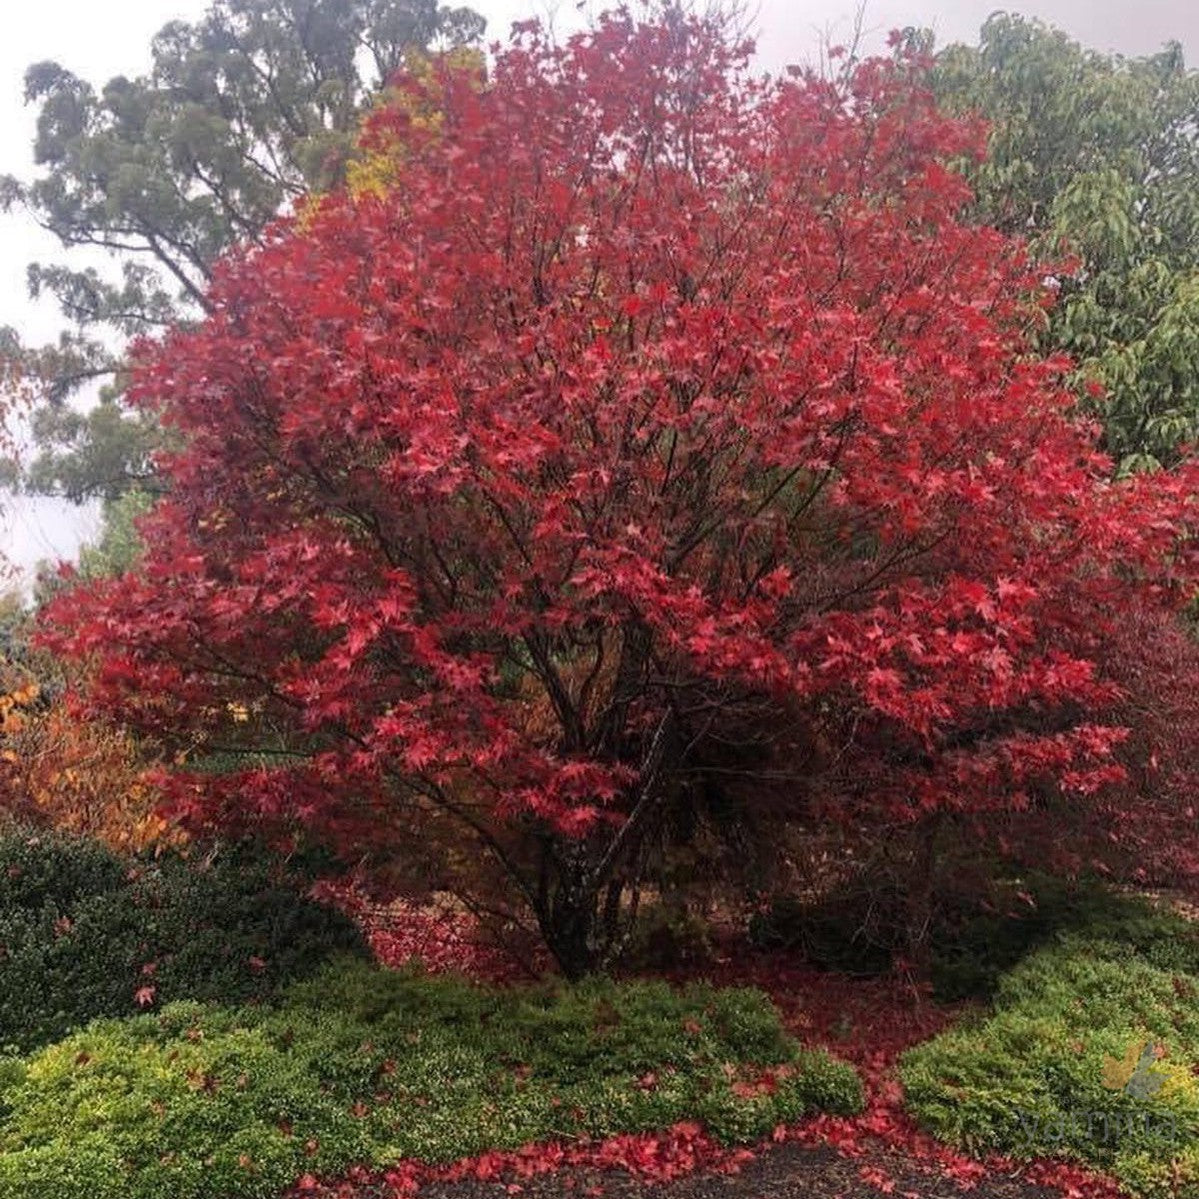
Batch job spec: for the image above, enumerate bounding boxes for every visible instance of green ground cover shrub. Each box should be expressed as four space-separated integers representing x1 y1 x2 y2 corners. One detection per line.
0 958 862 1199
902 896 1199 1196
0 831 367 1050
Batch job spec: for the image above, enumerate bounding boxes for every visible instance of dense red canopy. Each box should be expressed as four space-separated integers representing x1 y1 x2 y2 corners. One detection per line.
41 11 1199 969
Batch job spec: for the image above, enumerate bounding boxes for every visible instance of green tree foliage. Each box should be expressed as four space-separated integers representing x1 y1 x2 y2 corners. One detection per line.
33 488 156 608
929 14 1199 472
2 0 484 510
75 489 155 580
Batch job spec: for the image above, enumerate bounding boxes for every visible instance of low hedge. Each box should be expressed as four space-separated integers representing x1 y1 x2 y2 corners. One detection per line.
0 831 367 1051
901 897 1199 1196
0 959 863 1199
0 831 129 910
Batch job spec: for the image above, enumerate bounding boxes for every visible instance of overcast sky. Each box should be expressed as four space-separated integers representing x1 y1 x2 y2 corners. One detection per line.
1 0 1197 589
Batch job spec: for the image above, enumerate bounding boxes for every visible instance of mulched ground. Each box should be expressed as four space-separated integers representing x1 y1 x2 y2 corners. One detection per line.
413 1144 1061 1199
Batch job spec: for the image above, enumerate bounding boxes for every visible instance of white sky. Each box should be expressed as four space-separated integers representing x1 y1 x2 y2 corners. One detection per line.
0 0 1196 589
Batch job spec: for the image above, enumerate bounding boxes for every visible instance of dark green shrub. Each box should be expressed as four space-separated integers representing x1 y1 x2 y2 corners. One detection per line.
0 959 863 1199
0 833 367 1051
620 903 715 971
0 831 127 910
926 880 1156 1001
750 875 1156 1000
121 856 369 1005
748 890 894 975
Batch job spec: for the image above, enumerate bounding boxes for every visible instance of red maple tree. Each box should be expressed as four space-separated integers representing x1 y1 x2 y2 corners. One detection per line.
40 10 1199 975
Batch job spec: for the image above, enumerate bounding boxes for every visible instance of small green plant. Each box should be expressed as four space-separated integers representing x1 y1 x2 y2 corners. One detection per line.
620 903 716 971
0 959 862 1199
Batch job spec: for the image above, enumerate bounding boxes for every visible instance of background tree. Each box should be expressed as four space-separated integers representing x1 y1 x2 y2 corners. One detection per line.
2 0 484 545
0 680 172 852
927 14 1199 473
0 586 169 851
41 11 1199 976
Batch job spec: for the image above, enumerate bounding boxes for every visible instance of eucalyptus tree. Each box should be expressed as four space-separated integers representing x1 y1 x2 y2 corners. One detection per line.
3 0 483 517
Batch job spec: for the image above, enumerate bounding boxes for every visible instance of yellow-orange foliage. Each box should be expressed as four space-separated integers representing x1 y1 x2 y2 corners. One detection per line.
345 48 485 199
292 47 487 231
0 682 177 851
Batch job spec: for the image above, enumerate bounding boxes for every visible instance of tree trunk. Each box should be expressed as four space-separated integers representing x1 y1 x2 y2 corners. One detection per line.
904 813 943 976
533 842 637 980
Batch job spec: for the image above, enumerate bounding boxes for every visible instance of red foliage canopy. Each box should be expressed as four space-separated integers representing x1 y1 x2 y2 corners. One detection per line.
40 10 1199 972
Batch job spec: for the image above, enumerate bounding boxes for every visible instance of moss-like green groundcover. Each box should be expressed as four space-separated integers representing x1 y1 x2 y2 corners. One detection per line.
903 899 1199 1198
0 958 861 1199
